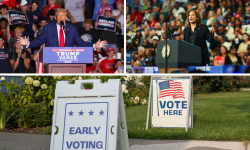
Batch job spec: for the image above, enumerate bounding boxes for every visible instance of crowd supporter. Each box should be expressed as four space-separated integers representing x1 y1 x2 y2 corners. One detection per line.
148 15 158 28
9 39 31 73
214 46 228 66
113 0 124 54
225 45 243 65
126 0 250 72
0 0 123 73
100 47 116 73
209 40 221 66
46 9 56 23
43 0 59 17
65 0 85 31
34 17 47 38
238 33 250 53
113 59 124 73
78 19 99 44
27 0 47 12
0 4 9 19
132 28 143 47
86 54 103 73
0 18 13 47
95 7 121 45
30 0 42 26
0 35 12 73
126 14 133 31
92 0 115 21
131 6 142 24
20 0 36 41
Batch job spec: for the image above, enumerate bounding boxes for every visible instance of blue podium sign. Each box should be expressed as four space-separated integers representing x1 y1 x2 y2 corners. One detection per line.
42 47 93 64
187 65 250 73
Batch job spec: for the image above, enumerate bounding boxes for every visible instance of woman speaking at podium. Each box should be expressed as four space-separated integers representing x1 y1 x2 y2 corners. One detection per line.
183 10 215 66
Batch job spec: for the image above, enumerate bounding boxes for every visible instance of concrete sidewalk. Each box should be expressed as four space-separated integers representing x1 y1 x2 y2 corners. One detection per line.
0 132 248 150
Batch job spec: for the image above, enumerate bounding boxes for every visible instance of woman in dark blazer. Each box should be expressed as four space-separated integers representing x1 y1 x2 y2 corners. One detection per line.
184 10 215 66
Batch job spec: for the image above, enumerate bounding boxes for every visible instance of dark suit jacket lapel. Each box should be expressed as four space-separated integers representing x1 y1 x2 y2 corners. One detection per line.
65 23 70 47
53 23 59 47
195 25 202 41
185 27 190 42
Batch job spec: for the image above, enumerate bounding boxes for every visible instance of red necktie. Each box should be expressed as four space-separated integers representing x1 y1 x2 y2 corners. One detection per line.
59 25 65 47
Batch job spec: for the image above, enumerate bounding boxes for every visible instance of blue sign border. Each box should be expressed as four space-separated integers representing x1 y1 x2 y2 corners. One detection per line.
62 102 109 150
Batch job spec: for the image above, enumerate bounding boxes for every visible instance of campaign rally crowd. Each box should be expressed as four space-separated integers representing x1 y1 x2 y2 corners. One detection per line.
126 0 250 72
0 0 124 73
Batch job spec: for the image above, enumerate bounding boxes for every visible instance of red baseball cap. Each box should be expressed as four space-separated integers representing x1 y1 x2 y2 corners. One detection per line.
115 0 124 4
105 7 112 12
107 47 115 52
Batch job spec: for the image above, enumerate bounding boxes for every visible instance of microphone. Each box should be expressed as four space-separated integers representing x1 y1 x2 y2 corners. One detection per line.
60 20 64 26
168 27 179 35
172 27 179 32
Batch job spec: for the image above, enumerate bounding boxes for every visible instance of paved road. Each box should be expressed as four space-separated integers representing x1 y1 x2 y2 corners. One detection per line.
0 132 248 150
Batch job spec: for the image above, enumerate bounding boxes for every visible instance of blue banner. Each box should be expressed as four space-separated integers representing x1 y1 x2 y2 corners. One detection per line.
42 47 93 64
96 16 116 32
133 67 160 74
9 11 29 25
187 65 250 73
126 52 131 64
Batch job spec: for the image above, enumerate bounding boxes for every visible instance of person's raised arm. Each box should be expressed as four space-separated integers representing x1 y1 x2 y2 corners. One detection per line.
83 5 86 20
7 18 13 42
205 25 214 43
66 9 76 24
33 44 45 61
113 9 123 20
19 25 48 48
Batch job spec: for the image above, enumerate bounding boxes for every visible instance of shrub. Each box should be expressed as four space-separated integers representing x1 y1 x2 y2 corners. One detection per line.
193 76 249 94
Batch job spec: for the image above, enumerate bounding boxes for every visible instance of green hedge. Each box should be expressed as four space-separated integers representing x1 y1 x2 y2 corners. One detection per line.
193 76 250 94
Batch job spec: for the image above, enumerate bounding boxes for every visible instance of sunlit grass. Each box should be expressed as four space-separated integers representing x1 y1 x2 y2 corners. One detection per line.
126 91 250 141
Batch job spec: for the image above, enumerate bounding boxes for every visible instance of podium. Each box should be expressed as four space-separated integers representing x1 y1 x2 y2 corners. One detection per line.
155 40 201 73
39 47 93 73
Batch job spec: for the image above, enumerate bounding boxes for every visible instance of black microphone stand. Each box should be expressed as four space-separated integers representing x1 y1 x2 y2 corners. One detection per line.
13 44 15 73
165 19 168 73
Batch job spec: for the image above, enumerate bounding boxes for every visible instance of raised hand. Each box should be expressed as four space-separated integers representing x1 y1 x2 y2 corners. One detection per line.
18 36 29 46
95 39 108 49
21 52 26 59
210 25 215 35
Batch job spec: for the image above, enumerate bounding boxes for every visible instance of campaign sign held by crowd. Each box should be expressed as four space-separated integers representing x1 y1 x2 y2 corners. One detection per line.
9 11 29 25
41 47 93 64
96 16 116 32
50 80 129 150
146 76 193 132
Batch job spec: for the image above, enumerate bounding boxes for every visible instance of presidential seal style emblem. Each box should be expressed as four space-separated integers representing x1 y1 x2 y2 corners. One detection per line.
162 44 171 59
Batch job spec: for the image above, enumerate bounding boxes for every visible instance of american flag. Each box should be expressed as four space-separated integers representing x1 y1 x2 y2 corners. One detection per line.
158 80 185 99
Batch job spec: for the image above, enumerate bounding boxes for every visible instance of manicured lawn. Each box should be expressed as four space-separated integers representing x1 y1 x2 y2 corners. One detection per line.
125 91 250 141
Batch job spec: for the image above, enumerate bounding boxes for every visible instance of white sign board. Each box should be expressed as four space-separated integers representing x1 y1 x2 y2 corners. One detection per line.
50 79 129 150
146 76 193 132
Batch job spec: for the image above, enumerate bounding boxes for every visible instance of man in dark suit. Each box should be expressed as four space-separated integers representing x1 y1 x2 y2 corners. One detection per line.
18 8 107 50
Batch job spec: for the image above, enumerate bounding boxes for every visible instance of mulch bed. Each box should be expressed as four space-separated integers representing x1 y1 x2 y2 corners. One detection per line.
0 127 44 134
